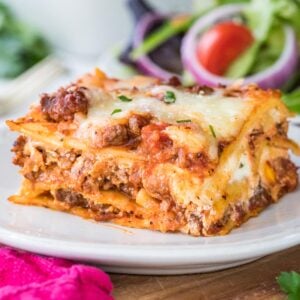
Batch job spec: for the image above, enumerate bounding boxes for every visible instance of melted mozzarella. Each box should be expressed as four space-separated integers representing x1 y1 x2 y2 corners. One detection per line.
79 86 254 140
164 125 218 160
229 154 252 183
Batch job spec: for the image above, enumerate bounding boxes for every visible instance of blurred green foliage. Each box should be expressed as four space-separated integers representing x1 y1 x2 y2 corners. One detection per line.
0 2 50 78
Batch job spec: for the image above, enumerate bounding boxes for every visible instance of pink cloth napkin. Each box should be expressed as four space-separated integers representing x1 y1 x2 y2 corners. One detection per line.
0 247 113 300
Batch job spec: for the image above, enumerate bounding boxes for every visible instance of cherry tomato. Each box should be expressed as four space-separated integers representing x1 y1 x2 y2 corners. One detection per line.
196 21 254 76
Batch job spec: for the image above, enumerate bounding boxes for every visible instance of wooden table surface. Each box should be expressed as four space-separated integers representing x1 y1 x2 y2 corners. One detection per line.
110 245 300 300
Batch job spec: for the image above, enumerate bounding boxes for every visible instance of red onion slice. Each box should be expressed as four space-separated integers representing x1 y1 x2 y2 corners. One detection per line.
181 4 299 89
133 14 179 80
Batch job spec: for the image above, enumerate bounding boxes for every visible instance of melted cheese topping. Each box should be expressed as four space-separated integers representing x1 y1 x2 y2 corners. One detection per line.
79 86 254 140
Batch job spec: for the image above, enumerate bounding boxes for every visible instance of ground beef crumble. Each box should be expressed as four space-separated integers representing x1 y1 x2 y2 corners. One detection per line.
40 86 88 122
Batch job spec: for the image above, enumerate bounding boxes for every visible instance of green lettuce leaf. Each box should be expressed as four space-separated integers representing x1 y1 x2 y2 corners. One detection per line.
282 89 300 114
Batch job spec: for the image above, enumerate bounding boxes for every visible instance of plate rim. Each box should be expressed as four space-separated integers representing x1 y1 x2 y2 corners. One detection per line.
0 216 299 266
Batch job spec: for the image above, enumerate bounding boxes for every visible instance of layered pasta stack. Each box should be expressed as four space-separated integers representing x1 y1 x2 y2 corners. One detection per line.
7 70 299 236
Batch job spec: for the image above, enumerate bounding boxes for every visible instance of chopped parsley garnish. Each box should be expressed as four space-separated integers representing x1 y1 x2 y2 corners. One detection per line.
209 125 216 138
111 108 122 115
176 119 191 123
164 91 176 104
118 95 132 102
277 271 300 299
239 163 244 168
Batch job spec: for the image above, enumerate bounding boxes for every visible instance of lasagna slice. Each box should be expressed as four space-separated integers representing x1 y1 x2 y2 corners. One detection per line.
7 69 299 236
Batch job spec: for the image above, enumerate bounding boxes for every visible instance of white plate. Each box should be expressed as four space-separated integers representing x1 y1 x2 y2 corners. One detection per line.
0 123 299 275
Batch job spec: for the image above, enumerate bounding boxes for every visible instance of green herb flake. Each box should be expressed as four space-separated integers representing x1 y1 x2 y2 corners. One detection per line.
209 125 217 138
164 91 176 104
176 119 192 123
111 108 122 116
118 95 132 102
277 271 300 299
239 163 244 168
